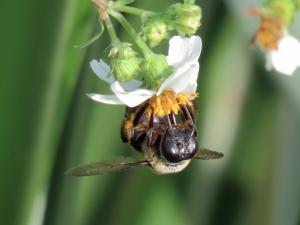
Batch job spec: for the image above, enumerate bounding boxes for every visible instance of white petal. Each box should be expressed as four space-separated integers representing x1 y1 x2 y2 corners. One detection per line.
90 59 115 83
157 63 199 95
119 79 142 91
167 35 202 67
268 34 300 76
111 82 155 107
184 83 198 93
87 93 124 105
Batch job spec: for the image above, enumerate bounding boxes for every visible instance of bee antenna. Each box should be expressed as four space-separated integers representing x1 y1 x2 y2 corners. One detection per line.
166 115 176 141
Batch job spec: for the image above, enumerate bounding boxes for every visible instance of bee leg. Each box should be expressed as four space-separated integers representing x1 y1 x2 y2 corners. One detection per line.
146 110 161 149
165 114 178 144
130 104 153 151
131 125 148 151
169 113 177 126
180 104 197 137
146 110 155 147
181 104 195 124
166 114 174 130
121 103 149 144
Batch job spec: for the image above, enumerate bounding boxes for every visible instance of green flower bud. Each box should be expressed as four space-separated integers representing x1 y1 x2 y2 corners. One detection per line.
143 19 169 47
109 42 141 82
141 54 173 89
109 42 136 58
174 3 202 35
266 0 296 25
110 57 141 82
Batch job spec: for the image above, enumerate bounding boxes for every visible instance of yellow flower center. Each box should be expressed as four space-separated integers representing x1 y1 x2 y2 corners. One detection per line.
255 17 283 50
148 90 198 117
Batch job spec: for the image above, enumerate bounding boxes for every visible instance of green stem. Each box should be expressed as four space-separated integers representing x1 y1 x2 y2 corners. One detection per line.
104 17 120 46
113 5 157 17
109 10 153 57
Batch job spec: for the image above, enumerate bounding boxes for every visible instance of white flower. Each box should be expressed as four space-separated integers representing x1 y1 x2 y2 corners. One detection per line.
265 32 300 76
87 35 202 107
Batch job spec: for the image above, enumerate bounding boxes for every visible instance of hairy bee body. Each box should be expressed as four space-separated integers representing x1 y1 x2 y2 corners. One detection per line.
121 98 198 174
65 93 223 177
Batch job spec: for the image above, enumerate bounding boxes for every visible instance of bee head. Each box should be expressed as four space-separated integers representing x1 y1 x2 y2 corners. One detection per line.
160 125 197 163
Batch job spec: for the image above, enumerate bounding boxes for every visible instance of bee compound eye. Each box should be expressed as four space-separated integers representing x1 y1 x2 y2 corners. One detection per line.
186 136 197 158
160 134 181 163
160 128 197 163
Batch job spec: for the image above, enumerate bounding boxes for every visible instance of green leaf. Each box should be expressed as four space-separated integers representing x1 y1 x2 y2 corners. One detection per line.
119 0 136 5
74 22 104 48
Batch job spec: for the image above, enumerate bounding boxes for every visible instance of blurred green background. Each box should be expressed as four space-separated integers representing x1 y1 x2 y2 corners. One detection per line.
1 0 300 225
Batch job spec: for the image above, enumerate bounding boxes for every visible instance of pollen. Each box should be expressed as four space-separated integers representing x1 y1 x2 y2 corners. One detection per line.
255 17 283 50
149 90 197 117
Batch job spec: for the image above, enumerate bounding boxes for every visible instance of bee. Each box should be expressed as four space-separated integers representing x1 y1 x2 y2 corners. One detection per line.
66 91 223 176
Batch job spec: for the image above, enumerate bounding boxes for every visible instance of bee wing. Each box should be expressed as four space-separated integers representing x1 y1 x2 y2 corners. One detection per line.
65 157 149 176
194 148 224 160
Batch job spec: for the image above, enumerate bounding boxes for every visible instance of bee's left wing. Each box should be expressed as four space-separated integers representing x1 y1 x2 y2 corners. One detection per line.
193 148 224 160
65 157 149 176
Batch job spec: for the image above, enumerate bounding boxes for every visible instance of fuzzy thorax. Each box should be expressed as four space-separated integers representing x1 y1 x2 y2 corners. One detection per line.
149 90 197 117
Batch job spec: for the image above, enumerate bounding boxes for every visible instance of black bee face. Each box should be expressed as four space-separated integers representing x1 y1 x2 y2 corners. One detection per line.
160 126 197 163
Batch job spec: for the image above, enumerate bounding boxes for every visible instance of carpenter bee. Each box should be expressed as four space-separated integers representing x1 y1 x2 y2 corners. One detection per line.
66 91 223 176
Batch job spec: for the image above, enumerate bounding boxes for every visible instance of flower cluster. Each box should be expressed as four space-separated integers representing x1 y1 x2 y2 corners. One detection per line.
247 1 300 75
79 0 203 110
141 0 202 47
84 0 300 114
88 35 202 108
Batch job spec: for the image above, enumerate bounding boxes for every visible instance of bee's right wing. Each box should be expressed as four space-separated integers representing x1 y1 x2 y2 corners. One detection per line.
194 148 224 160
65 157 149 176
